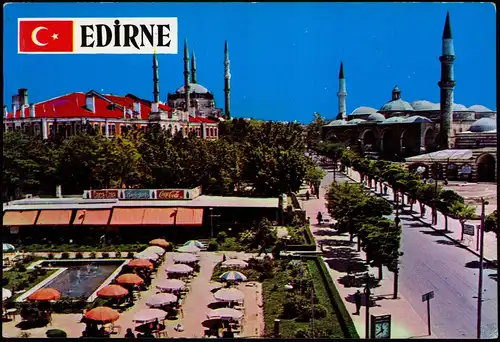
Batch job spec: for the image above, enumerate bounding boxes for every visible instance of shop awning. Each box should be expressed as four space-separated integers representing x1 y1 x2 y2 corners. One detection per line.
175 208 203 226
36 210 73 225
142 208 177 225
109 208 145 225
3 210 39 226
74 210 111 225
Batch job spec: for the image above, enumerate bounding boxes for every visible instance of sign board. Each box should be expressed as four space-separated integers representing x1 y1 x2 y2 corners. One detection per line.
156 189 184 200
91 190 119 199
422 291 434 302
370 314 391 339
463 224 475 236
124 189 151 200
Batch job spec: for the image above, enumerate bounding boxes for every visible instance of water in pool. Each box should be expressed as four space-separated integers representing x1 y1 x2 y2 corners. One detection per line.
38 260 124 298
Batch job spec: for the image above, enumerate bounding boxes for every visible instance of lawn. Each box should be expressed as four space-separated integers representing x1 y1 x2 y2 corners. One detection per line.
3 266 58 301
261 259 344 338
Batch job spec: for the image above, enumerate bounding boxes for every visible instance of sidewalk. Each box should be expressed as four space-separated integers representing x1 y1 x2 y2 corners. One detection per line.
344 167 497 264
297 182 435 339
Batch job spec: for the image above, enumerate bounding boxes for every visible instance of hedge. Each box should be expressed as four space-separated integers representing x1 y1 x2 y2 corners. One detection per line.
299 255 359 339
286 244 316 251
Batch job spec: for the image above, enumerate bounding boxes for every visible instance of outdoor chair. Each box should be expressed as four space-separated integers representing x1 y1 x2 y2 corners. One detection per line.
104 323 122 335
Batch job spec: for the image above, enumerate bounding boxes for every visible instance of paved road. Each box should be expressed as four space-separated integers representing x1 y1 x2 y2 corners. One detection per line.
322 169 498 339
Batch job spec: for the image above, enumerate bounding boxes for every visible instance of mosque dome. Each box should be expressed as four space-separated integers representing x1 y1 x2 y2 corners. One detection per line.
411 100 439 111
346 118 366 125
366 113 386 122
351 107 378 115
380 99 414 112
469 117 497 132
326 120 347 127
384 116 406 124
453 104 469 111
404 115 433 123
176 83 210 94
468 105 493 112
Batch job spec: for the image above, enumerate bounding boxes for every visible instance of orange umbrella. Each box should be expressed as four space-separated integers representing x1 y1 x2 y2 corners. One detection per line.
28 288 61 301
97 285 129 299
116 273 144 286
84 306 120 323
128 259 153 269
149 238 169 248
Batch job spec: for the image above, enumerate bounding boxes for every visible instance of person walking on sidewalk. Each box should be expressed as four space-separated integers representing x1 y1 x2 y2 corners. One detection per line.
354 290 362 315
316 212 323 225
305 191 310 201
383 185 388 195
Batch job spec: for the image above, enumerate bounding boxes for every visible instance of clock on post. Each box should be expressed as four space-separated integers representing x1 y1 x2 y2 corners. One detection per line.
370 314 391 339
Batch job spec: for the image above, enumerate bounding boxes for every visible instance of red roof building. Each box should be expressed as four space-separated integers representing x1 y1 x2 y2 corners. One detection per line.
3 88 219 140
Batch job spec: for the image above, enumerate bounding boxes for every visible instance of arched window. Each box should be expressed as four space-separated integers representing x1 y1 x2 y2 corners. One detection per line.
210 128 214 136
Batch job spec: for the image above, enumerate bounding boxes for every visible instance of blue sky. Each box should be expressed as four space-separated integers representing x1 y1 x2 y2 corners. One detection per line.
3 2 496 123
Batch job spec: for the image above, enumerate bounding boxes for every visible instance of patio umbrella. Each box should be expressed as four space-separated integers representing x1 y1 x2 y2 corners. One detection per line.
150 238 170 248
222 259 248 268
97 284 129 299
202 319 223 329
28 288 61 301
183 240 205 248
146 293 178 308
172 253 198 264
2 243 15 252
176 245 200 254
219 271 247 282
84 306 120 324
2 288 13 301
46 329 67 338
133 308 167 324
156 279 185 292
135 252 160 261
213 288 244 303
128 258 154 269
143 246 165 256
165 264 193 274
207 308 243 321
116 273 144 286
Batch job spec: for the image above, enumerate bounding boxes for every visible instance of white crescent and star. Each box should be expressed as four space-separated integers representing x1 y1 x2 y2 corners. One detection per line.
31 26 59 46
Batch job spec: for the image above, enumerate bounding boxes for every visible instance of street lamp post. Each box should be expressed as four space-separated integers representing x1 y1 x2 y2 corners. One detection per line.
476 197 489 339
364 273 371 339
209 207 214 239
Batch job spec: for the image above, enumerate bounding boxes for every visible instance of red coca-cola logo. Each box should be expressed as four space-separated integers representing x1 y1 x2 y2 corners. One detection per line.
156 190 184 200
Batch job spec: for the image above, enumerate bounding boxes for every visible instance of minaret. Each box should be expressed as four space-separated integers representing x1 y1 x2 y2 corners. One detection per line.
224 40 231 120
152 52 160 103
336 61 347 120
183 38 191 113
438 12 456 149
191 51 197 84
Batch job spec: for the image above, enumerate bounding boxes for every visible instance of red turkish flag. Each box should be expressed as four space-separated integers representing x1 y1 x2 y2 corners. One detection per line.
19 20 74 53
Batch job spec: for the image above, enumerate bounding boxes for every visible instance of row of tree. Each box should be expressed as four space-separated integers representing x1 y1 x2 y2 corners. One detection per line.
325 181 402 297
3 119 317 200
339 149 481 236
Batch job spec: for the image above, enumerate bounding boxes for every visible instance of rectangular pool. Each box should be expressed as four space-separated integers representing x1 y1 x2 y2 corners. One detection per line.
37 260 125 299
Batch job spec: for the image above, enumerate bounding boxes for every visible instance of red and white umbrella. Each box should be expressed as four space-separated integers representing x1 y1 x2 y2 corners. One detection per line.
146 293 178 308
133 308 167 324
207 308 243 321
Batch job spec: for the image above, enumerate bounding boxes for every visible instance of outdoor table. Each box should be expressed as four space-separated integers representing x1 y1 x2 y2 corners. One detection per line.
6 308 17 320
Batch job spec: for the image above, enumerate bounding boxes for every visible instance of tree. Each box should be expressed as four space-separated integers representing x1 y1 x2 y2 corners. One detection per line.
255 218 277 256
485 210 497 236
438 190 464 232
449 201 476 240
305 165 326 195
305 112 326 152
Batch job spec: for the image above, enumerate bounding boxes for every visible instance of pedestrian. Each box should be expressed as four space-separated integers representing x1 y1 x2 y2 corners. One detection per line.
316 212 323 225
383 185 388 195
305 191 310 201
421 205 426 218
354 290 362 315
222 254 226 262
125 328 136 338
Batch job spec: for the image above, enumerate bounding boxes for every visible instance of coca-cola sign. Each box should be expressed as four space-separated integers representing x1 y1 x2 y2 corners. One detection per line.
91 190 119 199
156 190 184 200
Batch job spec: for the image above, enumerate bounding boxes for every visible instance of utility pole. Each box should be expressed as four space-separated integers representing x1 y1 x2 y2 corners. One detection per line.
477 197 488 339
364 273 371 339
